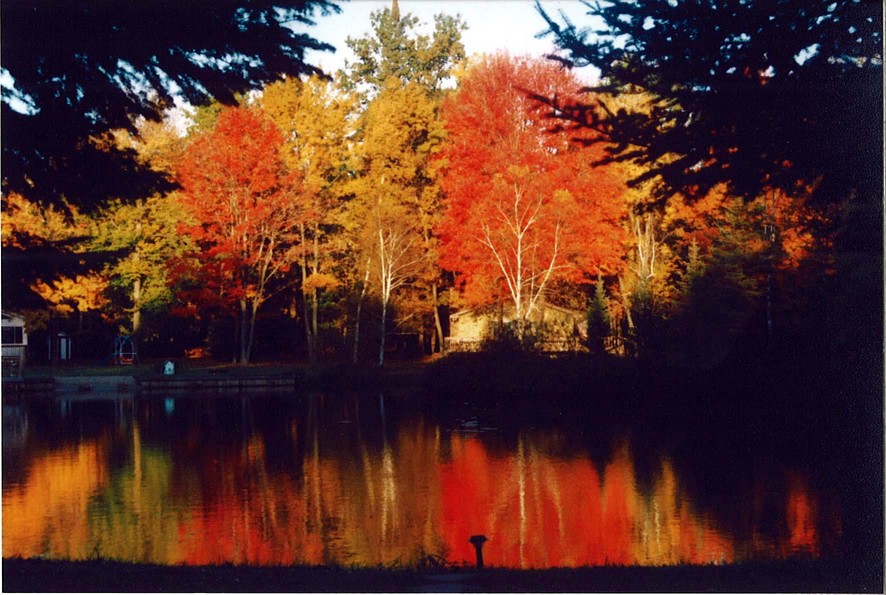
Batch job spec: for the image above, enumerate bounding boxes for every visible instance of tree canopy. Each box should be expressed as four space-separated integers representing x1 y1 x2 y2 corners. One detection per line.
537 0 883 206
437 55 625 319
340 0 466 99
174 105 304 363
1 0 339 206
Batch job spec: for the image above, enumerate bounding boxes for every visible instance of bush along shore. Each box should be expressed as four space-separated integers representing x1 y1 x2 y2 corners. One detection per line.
2 557 880 593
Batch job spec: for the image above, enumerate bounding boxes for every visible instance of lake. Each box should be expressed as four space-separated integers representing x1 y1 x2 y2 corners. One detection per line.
2 391 845 568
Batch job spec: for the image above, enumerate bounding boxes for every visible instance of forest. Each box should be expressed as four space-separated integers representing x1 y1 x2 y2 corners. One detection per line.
1 1 881 376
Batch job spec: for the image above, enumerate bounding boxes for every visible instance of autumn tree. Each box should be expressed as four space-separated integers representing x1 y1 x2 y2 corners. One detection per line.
87 194 191 336
539 0 882 395
1 192 103 339
2 187 179 359
438 54 625 336
341 1 466 355
174 106 303 364
371 198 424 367
100 117 188 180
30 273 109 333
1 192 85 249
259 75 354 363
610 160 679 357
661 183 836 360
347 80 437 365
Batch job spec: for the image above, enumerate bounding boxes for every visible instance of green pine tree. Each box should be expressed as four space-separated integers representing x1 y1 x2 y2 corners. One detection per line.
587 276 611 355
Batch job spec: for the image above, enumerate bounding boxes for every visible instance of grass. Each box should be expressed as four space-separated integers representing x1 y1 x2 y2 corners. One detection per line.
2 557 878 593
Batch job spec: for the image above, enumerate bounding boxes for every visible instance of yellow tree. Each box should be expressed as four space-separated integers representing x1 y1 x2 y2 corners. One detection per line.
83 116 194 337
259 75 354 362
1 191 84 248
30 273 109 334
87 194 191 335
1 191 100 335
571 89 681 355
341 1 464 356
95 116 187 180
609 161 680 355
347 80 442 365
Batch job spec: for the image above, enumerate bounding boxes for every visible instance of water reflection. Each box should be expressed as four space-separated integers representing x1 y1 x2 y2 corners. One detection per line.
2 393 842 568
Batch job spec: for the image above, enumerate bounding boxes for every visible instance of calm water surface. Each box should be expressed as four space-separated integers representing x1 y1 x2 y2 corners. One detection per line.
2 392 843 568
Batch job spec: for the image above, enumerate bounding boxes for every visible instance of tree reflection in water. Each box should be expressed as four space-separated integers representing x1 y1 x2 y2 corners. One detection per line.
2 394 842 567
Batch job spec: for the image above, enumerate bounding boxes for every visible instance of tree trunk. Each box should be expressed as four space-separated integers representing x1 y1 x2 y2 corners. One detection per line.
353 297 363 365
131 248 143 335
353 258 371 365
231 313 239 364
311 229 320 356
765 189 778 347
432 284 444 354
245 301 259 365
617 275 636 357
617 275 635 331
378 298 387 367
131 276 142 334
239 300 250 364
378 224 390 368
303 288 314 363
299 224 315 364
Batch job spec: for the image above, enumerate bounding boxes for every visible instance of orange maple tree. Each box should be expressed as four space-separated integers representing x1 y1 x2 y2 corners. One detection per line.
174 106 304 363
437 54 626 322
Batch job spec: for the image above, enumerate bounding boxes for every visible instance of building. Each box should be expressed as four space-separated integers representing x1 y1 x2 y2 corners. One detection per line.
446 302 587 353
2 311 28 377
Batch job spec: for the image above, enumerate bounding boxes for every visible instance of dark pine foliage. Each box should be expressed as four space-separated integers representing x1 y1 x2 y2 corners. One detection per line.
535 0 883 207
1 0 339 207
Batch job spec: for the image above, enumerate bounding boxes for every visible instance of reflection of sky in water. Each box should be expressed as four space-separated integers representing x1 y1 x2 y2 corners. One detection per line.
1 395 842 568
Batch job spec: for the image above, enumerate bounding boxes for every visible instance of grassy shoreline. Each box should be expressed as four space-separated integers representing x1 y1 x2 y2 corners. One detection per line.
2 557 880 593
5 359 430 392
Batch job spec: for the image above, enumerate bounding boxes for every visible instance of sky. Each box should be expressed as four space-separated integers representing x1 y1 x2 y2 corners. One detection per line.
304 0 601 82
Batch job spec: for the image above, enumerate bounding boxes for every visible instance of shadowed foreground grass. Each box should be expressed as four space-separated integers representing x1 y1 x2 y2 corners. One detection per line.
2 558 880 593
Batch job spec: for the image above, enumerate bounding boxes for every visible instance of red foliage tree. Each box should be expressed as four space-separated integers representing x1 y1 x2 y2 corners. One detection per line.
437 54 626 324
174 106 303 363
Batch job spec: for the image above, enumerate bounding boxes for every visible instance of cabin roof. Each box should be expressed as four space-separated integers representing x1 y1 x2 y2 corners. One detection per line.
1 311 25 324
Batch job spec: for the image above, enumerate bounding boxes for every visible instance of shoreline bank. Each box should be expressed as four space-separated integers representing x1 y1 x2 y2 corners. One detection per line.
1 361 427 397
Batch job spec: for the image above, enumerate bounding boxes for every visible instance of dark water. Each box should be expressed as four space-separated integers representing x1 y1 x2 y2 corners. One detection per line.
2 391 845 568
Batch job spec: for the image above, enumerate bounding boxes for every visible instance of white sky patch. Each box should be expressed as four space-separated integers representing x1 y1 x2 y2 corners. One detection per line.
795 43 820 65
1 68 38 114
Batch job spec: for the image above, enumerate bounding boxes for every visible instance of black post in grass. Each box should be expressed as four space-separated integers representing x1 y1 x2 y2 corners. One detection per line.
468 535 488 569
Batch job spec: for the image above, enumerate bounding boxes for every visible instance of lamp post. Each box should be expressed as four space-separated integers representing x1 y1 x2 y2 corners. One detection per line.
468 535 488 569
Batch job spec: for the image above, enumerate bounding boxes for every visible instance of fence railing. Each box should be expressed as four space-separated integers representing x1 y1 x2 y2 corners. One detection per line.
443 337 587 354
443 338 482 353
444 335 629 356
